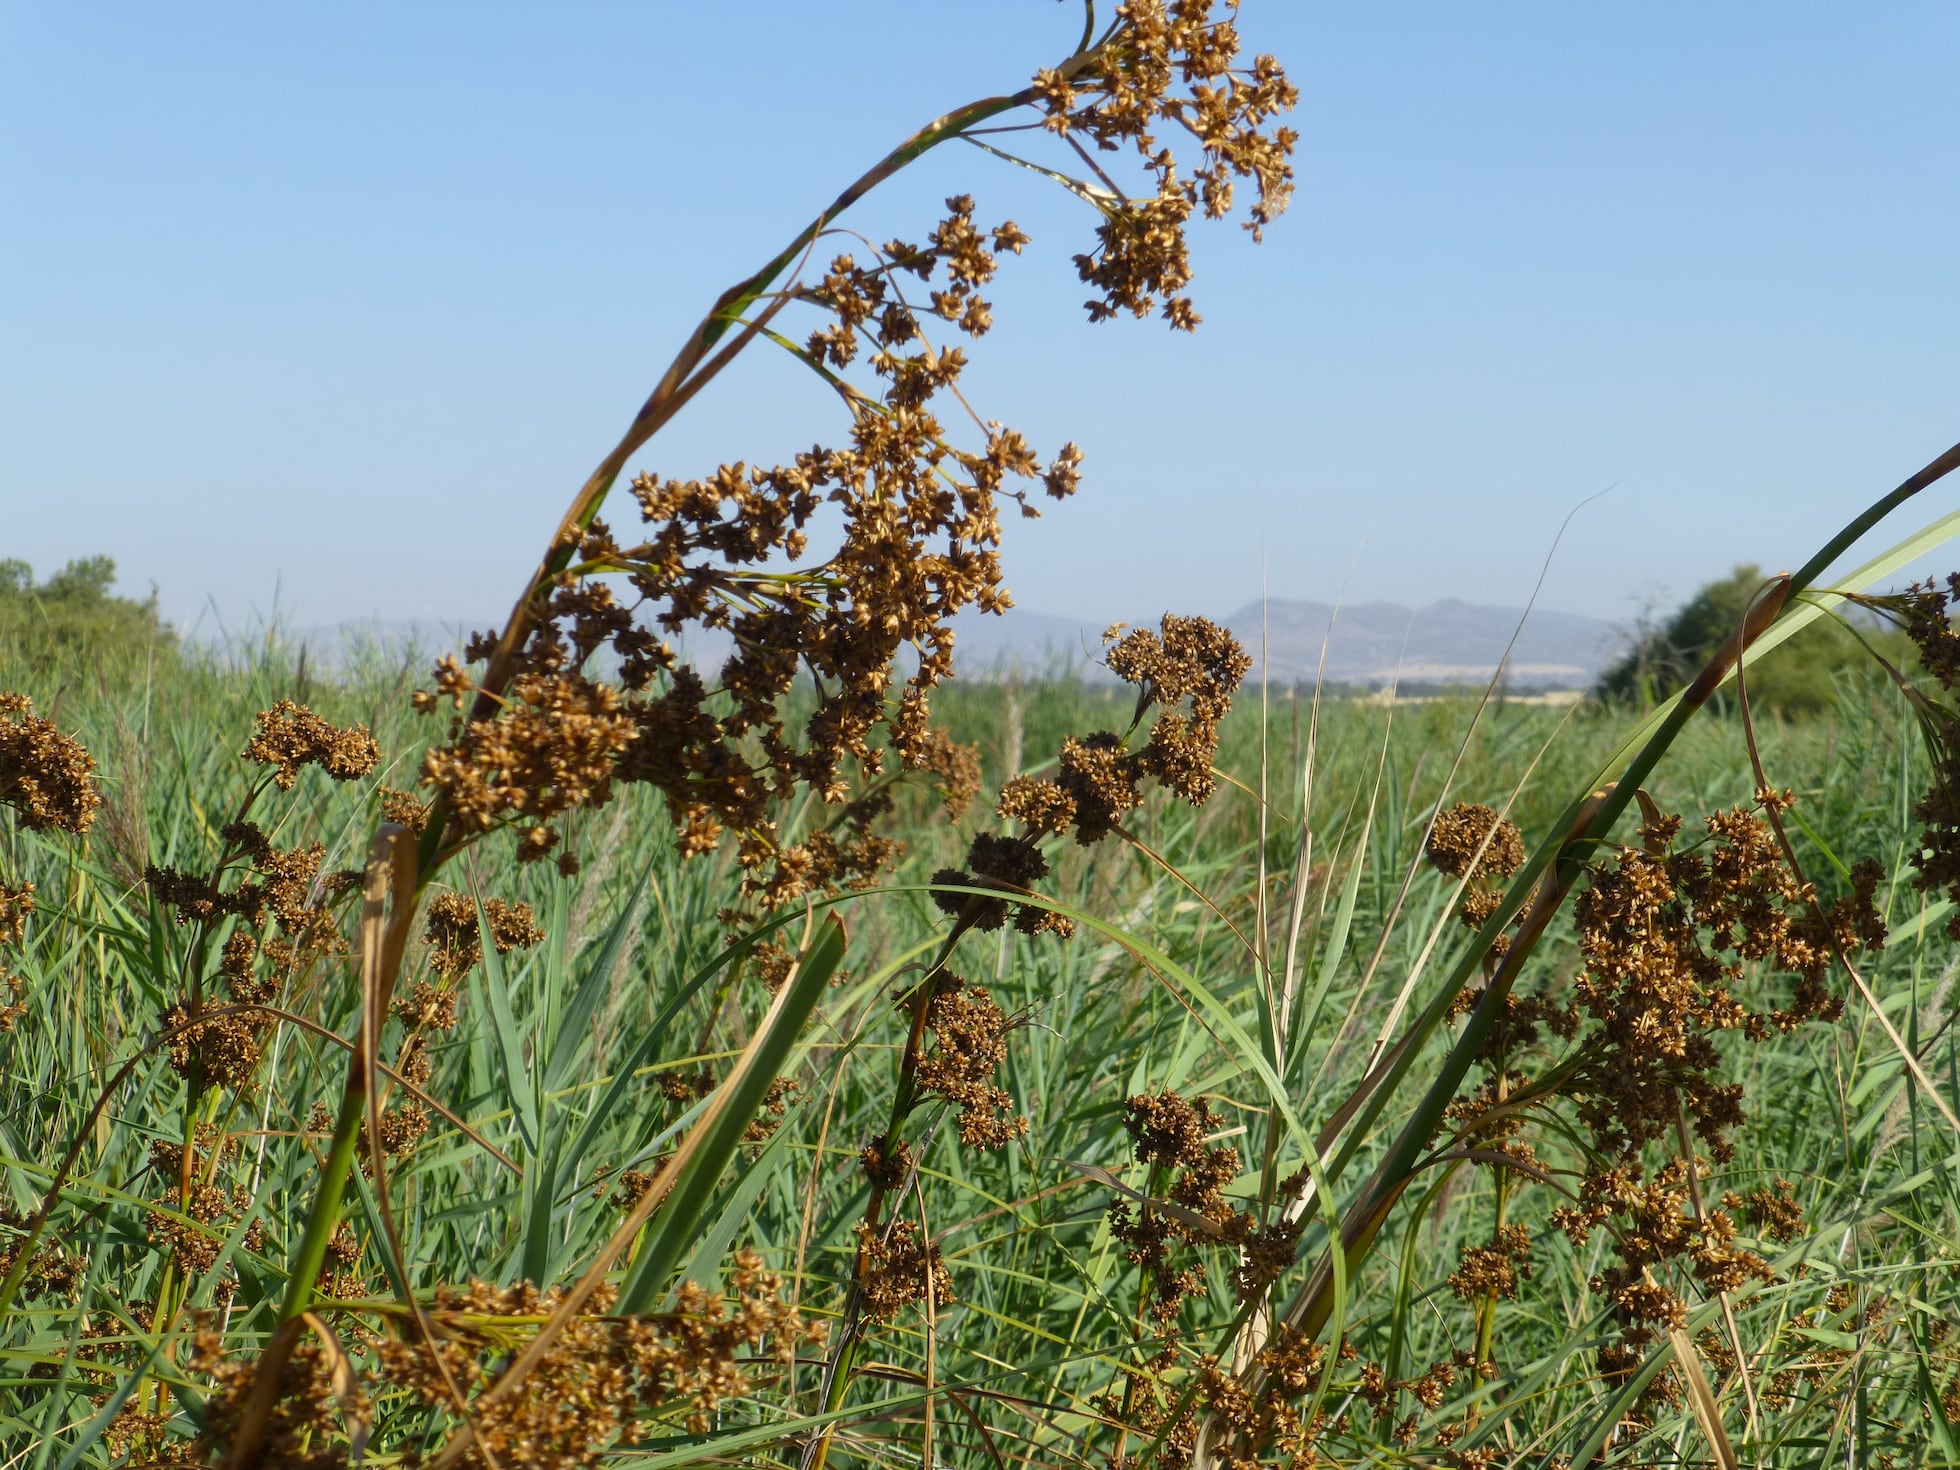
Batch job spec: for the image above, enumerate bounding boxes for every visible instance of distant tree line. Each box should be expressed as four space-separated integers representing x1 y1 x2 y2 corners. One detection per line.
0 556 175 675
1595 563 1907 714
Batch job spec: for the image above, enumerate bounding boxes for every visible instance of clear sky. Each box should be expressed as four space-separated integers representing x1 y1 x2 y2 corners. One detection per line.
5 3 1958 639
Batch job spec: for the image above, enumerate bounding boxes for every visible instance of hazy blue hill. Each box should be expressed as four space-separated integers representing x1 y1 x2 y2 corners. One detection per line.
283 599 1623 690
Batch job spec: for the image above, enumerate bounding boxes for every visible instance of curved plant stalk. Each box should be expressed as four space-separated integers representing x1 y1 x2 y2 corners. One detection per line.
1256 440 1960 1417
413 19 1121 884
226 823 418 1470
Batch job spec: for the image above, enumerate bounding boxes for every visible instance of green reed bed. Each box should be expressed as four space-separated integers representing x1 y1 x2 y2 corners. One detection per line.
6 5 1960 1465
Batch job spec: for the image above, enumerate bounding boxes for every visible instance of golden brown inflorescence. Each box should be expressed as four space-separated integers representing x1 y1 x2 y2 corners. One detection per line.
1531 793 1884 1422
0 692 100 834
189 1251 824 1467
242 699 381 791
422 890 547 982
855 1218 955 1325
1880 576 1960 937
1035 0 1298 330
913 976 1029 1151
407 1 1296 897
415 194 1080 903
934 613 1251 938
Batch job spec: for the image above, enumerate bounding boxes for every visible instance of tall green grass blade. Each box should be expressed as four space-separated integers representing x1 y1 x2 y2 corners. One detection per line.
543 857 653 1093
476 898 540 1155
619 915 846 1313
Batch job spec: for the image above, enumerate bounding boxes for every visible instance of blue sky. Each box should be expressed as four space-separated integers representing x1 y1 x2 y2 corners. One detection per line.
5 3 1958 639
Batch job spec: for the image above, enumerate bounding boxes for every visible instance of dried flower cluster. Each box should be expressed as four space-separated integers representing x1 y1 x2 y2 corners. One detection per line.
855 1218 954 1324
145 1134 264 1306
383 1260 821 1458
0 691 100 834
243 699 381 791
1448 793 1886 1423
148 812 365 1091
1424 801 1528 955
188 1250 824 1467
913 975 1028 1150
1035 0 1298 328
0 879 31 1030
194 1323 365 1470
1107 1091 1244 1327
934 614 1250 935
415 193 1075 906
1882 576 1960 935
0 1204 83 1301
423 890 546 981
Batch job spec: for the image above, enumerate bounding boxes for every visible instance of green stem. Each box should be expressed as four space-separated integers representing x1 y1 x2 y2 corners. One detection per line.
1287 440 1960 1346
279 1075 367 1323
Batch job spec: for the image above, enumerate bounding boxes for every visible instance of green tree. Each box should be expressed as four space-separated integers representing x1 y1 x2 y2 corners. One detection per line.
0 555 175 675
1596 562 1896 714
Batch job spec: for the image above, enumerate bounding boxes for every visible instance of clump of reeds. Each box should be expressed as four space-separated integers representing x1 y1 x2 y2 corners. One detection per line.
7 4 1960 1467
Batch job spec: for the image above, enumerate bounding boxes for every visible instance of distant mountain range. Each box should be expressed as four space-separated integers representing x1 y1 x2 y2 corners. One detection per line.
293 597 1626 691
936 598 1622 688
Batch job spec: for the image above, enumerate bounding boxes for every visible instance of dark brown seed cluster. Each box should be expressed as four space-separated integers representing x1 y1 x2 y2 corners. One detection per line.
191 1252 823 1466
1539 793 1883 1421
1106 614 1254 804
0 692 97 1030
0 691 100 833
0 879 32 1030
148 819 362 1089
417 197 1076 903
1883 577 1960 935
1725 1176 1806 1243
378 784 431 832
242 699 381 791
741 1075 802 1151
1108 1091 1244 1328
1445 1224 1533 1303
935 614 1250 936
145 1137 264 1306
193 1323 364 1470
855 1219 954 1325
1424 802 1526 883
1425 802 1529 958
1035 0 1298 329
913 976 1028 1151
421 664 635 873
423 891 546 981
0 1204 84 1301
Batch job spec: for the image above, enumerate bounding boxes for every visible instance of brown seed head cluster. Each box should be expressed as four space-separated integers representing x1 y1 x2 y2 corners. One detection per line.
416 196 1078 903
1035 0 1299 329
1446 1224 1533 1303
935 615 1248 936
1424 802 1526 884
0 879 33 1030
1106 614 1253 805
1567 799 1878 1161
422 666 635 872
423 891 547 981
856 1218 954 1325
191 1254 824 1466
913 976 1029 1151
378 784 431 832
0 691 100 833
1884 577 1960 936
376 1253 821 1458
242 699 381 791
1526 794 1883 1421
1108 1091 1247 1327
0 1204 85 1301
193 1323 365 1470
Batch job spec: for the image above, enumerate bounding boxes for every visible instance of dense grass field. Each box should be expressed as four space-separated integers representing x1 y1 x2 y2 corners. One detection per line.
8 7 1960 1461
3 638 1957 1467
